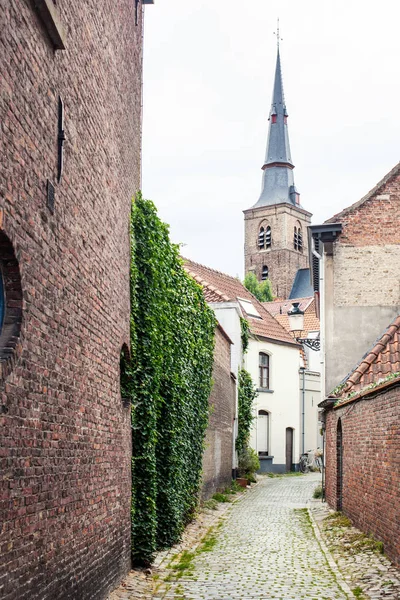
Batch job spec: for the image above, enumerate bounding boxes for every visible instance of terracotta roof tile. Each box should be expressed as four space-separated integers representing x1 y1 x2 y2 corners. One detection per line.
262 297 320 339
335 315 400 402
183 258 299 346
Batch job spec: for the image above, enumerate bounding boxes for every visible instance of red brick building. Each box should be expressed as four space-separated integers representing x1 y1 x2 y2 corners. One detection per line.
0 2 146 598
202 325 236 499
322 316 400 568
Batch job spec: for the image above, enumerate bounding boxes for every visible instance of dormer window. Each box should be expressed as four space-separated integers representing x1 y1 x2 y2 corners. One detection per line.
271 115 277 124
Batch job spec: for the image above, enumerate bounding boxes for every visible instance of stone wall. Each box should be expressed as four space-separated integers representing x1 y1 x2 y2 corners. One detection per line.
244 203 311 298
0 1 143 598
202 326 235 498
324 387 400 568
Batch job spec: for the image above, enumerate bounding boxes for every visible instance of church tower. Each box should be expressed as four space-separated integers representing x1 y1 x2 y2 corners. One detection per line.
244 44 311 299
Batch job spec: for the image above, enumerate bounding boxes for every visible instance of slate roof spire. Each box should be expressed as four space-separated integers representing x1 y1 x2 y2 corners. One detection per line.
253 43 301 208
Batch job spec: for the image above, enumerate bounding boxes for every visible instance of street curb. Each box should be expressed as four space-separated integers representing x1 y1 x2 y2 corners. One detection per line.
308 505 352 599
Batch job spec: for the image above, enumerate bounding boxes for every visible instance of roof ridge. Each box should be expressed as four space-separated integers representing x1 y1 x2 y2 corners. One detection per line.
183 257 240 284
325 161 400 223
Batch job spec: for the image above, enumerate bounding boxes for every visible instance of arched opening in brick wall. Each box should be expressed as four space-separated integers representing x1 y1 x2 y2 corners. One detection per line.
0 230 23 381
119 343 131 408
336 418 343 510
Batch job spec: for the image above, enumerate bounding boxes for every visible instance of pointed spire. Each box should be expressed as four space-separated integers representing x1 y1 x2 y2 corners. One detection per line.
253 38 301 209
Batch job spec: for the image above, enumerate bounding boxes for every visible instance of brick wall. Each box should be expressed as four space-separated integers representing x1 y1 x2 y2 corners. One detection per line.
201 327 236 499
244 203 310 298
324 170 400 393
324 386 400 567
0 1 143 598
333 173 400 307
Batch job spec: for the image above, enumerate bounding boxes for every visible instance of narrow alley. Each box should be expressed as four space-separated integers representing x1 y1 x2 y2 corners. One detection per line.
156 474 348 600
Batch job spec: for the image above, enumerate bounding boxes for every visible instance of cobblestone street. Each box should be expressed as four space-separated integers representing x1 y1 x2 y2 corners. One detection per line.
155 474 349 600
110 473 400 600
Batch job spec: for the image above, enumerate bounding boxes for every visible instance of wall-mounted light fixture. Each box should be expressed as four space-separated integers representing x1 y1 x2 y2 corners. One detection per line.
288 302 320 351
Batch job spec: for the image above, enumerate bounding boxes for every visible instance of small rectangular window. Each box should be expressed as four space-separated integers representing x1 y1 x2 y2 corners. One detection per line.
259 353 270 389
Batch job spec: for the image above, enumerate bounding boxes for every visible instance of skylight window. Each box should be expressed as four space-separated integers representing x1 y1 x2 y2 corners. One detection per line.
238 298 262 319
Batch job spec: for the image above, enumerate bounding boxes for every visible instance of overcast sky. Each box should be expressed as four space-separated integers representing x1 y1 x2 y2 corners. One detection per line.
141 0 400 278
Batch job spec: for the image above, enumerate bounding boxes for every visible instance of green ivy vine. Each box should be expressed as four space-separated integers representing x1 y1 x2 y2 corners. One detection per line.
236 368 257 455
240 317 250 354
125 193 216 565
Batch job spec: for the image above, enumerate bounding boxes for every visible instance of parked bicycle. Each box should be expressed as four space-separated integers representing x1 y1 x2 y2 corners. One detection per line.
299 448 323 473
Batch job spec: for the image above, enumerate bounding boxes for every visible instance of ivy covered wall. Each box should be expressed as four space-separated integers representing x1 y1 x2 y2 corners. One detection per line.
123 194 216 564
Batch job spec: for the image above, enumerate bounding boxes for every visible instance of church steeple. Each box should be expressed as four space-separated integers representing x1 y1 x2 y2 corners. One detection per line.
253 46 300 209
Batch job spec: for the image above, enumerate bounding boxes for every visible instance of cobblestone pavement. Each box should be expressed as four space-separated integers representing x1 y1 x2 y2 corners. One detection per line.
156 473 350 599
311 503 400 600
109 473 400 600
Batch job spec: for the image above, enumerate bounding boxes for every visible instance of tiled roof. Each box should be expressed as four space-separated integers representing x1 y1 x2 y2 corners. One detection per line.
263 297 320 339
325 161 400 224
334 315 400 404
183 258 299 347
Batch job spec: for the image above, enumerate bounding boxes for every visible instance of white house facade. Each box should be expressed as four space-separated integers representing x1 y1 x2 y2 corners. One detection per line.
245 337 301 473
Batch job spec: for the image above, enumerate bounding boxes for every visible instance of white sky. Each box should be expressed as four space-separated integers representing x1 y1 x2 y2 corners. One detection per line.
142 0 400 279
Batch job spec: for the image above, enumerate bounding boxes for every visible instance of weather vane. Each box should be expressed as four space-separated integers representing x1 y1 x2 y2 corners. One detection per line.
273 18 283 50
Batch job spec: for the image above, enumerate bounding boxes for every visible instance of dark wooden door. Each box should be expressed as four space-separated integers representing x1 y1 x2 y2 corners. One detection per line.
336 419 343 510
285 428 293 472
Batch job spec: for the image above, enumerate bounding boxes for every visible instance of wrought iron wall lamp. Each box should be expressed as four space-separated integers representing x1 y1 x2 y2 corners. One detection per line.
287 302 320 351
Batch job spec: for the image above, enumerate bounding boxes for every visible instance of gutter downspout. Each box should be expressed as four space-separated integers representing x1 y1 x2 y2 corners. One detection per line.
300 366 306 454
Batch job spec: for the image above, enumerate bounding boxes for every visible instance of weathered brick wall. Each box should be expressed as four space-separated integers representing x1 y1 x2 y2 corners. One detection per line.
324 387 400 567
333 174 400 307
244 203 310 298
201 327 235 499
337 176 400 247
0 1 143 598
324 172 400 392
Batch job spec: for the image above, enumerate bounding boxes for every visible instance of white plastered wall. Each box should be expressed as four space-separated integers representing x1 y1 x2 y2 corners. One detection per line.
245 337 301 469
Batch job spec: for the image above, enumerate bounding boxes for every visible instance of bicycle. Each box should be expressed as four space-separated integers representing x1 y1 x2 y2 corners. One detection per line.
299 449 322 473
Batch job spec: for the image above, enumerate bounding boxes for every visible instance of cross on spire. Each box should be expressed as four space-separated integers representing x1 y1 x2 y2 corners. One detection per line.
274 18 283 50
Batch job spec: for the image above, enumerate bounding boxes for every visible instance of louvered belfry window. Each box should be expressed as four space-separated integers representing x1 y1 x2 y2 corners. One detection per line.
265 226 271 248
259 225 272 250
294 226 303 251
262 265 269 280
258 227 265 249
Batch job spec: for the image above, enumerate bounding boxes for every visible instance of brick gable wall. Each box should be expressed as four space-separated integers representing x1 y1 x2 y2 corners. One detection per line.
324 387 400 568
202 327 235 498
336 172 400 247
0 2 143 598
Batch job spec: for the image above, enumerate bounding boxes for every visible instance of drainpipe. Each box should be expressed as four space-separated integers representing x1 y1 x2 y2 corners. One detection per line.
300 366 306 455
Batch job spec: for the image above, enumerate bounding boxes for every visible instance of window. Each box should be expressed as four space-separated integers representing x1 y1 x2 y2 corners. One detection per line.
258 224 271 250
265 226 271 248
0 230 23 381
261 265 268 280
238 298 261 319
258 410 269 455
259 353 270 389
294 224 303 252
258 227 264 249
